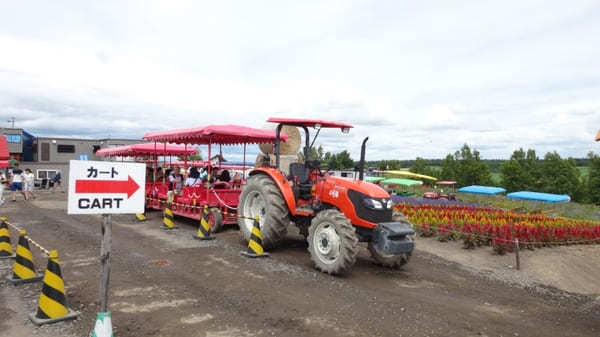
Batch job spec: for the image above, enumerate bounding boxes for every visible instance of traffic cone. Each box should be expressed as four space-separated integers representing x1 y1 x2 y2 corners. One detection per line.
7 230 43 285
193 205 215 240
29 250 80 325
91 312 114 337
161 202 177 230
135 213 147 222
0 217 15 259
241 216 269 258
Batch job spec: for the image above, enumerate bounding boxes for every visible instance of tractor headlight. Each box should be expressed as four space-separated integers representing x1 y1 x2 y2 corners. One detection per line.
362 198 383 210
385 199 393 209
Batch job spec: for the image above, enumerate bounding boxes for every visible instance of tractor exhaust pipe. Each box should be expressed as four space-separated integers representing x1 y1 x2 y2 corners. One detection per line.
358 137 368 181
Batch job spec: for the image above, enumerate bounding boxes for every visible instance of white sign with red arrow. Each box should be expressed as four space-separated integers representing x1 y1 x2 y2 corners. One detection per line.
67 160 146 214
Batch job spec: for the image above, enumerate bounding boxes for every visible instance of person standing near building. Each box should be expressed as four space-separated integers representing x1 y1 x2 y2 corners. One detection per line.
0 170 7 205
52 171 62 192
10 163 27 201
23 168 36 200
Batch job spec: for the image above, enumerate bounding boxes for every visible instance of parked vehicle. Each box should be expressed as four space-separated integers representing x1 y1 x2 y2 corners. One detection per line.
424 181 457 200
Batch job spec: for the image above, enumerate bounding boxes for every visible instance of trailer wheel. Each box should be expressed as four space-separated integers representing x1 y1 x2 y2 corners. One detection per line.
238 174 289 249
308 209 358 275
209 208 223 233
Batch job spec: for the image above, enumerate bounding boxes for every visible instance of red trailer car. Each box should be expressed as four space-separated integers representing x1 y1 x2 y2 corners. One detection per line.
142 125 286 231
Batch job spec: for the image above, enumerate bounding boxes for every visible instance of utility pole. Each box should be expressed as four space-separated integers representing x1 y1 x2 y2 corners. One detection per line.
7 117 15 128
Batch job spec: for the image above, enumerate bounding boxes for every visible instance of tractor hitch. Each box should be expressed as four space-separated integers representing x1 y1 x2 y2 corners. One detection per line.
371 222 415 255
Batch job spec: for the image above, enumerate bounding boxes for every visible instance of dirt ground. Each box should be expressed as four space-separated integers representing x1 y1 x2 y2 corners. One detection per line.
1 192 599 337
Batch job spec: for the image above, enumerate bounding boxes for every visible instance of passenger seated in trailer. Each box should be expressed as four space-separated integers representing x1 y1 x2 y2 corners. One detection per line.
210 167 219 183
232 172 242 188
185 167 202 187
219 169 231 183
199 166 208 182
146 166 154 183
168 166 183 195
156 167 165 182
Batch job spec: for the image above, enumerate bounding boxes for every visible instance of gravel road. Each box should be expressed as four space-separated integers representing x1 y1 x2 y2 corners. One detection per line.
0 192 598 337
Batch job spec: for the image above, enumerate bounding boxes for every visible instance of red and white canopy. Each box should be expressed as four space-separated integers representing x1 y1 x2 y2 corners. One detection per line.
96 143 197 157
143 125 287 145
160 160 253 170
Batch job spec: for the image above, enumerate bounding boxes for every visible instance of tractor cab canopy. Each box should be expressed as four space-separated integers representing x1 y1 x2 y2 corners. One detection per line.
267 117 353 131
143 125 287 145
96 143 197 157
266 117 353 170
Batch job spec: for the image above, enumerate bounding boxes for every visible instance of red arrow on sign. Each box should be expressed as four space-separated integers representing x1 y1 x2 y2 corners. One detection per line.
75 175 140 198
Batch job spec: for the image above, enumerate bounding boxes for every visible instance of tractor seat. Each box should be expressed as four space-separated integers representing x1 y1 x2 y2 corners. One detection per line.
289 163 310 184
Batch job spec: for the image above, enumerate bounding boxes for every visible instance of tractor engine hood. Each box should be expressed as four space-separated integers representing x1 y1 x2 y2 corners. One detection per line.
325 176 390 198
319 176 393 228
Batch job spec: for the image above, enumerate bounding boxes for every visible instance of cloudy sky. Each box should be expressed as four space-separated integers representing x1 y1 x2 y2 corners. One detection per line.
1 0 599 161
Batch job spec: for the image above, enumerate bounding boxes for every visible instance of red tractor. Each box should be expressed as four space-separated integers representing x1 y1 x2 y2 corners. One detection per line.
238 118 415 275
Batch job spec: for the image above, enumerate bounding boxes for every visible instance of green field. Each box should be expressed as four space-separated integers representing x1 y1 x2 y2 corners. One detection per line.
578 166 589 176
418 166 589 185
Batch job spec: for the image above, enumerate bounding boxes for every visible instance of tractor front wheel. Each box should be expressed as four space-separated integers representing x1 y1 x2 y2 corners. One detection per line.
307 210 359 275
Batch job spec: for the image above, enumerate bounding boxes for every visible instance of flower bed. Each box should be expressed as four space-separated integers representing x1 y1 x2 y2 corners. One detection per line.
390 196 483 207
395 203 600 254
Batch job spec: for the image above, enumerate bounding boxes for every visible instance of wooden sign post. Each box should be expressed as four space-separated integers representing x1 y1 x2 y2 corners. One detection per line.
99 214 112 313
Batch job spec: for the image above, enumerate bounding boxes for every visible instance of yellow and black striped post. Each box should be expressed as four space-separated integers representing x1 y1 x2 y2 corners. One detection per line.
7 230 43 285
29 250 80 325
161 202 177 230
241 216 269 258
193 205 215 241
0 217 15 259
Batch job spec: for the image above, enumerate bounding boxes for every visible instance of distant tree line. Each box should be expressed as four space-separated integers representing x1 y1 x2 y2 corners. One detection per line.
304 143 600 204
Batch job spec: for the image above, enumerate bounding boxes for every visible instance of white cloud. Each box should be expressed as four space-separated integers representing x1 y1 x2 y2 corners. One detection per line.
0 0 599 161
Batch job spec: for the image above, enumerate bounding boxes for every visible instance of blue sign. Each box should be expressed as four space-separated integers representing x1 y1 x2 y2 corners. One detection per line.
79 154 89 161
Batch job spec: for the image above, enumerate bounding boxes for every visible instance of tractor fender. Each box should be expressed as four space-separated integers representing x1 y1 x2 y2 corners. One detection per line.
249 168 297 213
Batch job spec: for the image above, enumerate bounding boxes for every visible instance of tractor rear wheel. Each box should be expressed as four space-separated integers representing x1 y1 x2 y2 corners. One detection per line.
307 209 359 275
238 174 289 249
